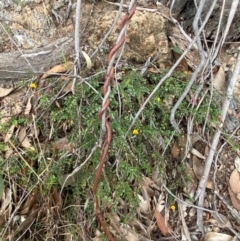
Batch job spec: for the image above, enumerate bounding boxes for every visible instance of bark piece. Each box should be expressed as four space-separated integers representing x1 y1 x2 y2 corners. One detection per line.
0 37 74 83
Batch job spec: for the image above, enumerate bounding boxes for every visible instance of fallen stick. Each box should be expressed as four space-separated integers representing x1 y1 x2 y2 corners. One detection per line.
0 36 74 82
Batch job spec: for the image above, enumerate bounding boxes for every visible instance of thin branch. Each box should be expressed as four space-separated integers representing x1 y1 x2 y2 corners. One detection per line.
196 48 240 233
162 183 217 213
210 0 226 60
217 0 239 54
90 1 124 59
74 0 82 70
170 0 218 133
60 144 99 194
72 0 82 93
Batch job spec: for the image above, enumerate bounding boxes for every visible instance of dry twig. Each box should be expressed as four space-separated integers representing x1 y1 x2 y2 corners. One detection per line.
170 0 217 133
196 47 240 233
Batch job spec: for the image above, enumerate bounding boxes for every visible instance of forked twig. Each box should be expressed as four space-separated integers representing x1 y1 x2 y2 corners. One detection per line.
60 144 99 194
170 0 217 133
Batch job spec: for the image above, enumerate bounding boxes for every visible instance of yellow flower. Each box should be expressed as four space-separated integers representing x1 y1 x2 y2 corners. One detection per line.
157 97 161 102
132 129 139 135
170 205 176 211
30 82 36 89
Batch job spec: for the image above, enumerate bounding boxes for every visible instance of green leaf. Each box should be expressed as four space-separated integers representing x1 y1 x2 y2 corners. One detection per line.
172 46 182 54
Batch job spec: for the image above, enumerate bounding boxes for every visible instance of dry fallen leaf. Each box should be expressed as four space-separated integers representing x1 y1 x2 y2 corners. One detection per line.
51 189 63 212
30 126 40 139
228 186 240 211
234 156 240 172
119 225 139 241
138 193 150 214
148 67 161 73
4 125 15 143
204 231 232 241
0 188 12 227
154 207 169 236
142 175 161 192
18 127 35 151
24 95 33 115
191 148 206 160
155 192 165 213
5 146 13 159
193 155 204 180
81 50 92 69
229 169 240 194
62 81 73 94
141 176 155 196
193 155 214 189
41 61 73 79
213 65 226 91
0 87 14 97
19 189 38 215
0 89 25 125
171 141 180 159
228 169 240 211
12 204 39 240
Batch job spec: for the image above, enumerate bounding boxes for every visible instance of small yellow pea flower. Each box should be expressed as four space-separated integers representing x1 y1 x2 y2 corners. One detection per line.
170 205 176 211
30 82 36 89
157 97 161 102
132 129 139 135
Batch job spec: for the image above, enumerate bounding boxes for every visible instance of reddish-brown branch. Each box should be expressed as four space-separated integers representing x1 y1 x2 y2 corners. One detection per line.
93 121 112 194
93 121 115 241
108 36 125 62
92 4 136 241
120 4 137 28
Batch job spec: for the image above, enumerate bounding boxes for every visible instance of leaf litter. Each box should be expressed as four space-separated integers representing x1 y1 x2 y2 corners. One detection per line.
1 58 240 241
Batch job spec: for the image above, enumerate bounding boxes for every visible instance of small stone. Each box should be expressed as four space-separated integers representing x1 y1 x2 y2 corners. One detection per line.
213 227 220 232
188 207 196 217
